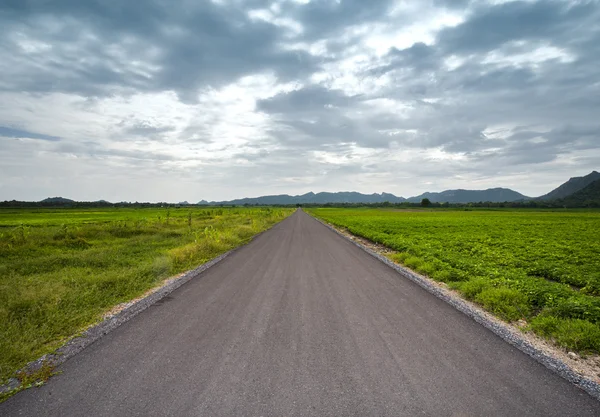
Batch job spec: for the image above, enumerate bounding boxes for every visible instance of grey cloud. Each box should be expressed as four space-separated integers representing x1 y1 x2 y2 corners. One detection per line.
433 0 472 9
468 123 600 167
259 87 396 149
0 0 402 102
437 1 598 54
257 86 360 114
367 42 440 79
233 149 270 162
178 124 215 144
275 118 391 149
258 86 394 149
0 126 61 141
387 43 439 71
0 0 322 101
54 141 177 162
286 0 397 41
453 65 536 92
119 121 176 138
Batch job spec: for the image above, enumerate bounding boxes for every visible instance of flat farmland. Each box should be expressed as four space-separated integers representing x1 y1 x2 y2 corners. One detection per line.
0 207 292 385
308 208 600 353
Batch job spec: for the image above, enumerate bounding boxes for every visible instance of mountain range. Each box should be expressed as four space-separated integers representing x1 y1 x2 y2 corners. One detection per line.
197 171 599 205
199 192 407 206
198 188 530 205
33 171 599 206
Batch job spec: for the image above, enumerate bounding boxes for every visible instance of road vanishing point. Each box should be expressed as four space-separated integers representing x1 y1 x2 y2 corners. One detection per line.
2 210 599 416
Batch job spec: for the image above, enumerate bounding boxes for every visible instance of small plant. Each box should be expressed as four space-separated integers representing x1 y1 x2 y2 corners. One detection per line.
203 225 220 242
10 224 31 244
1 360 61 402
16 361 58 387
135 218 147 230
53 224 70 240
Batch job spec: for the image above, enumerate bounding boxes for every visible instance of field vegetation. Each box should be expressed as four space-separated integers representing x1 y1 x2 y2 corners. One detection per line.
308 208 600 353
0 207 291 385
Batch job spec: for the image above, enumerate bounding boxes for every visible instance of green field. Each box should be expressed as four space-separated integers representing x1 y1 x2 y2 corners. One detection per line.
0 207 292 385
308 208 600 353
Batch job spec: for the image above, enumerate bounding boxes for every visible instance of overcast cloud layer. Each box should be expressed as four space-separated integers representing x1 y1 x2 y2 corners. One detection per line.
1 0 599 202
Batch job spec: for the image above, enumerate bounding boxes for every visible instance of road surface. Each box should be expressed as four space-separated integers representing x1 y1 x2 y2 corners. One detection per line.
2 210 599 416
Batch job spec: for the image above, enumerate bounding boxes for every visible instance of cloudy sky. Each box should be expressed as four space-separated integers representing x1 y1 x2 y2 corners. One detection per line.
1 0 599 202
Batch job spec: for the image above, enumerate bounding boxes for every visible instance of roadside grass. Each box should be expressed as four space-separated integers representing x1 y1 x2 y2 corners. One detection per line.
308 208 600 354
0 207 292 385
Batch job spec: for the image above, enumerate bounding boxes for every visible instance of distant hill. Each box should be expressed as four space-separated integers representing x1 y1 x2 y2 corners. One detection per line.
199 188 531 205
40 197 75 203
537 171 600 200
406 188 529 204
555 179 600 207
200 191 407 205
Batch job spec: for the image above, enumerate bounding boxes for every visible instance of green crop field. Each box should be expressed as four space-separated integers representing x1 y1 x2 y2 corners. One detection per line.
308 208 600 354
0 207 292 385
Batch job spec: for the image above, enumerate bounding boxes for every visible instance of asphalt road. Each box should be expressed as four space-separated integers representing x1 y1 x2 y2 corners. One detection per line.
2 210 599 416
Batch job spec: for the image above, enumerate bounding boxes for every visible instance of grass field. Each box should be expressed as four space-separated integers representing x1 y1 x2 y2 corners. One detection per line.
0 207 292 385
308 208 600 353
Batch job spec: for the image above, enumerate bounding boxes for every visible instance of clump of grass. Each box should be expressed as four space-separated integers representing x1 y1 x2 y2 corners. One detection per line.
529 316 600 353
474 287 530 322
431 269 453 282
403 256 423 270
390 252 409 263
415 261 436 277
454 278 491 299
